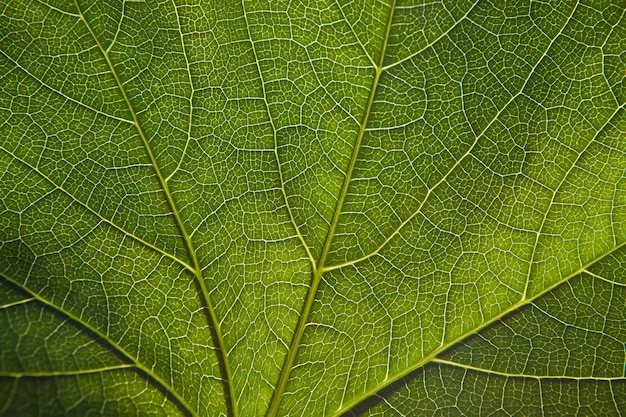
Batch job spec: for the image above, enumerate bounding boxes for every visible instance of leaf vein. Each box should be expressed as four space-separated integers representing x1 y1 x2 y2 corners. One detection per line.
73 3 237 415
0 147 193 272
431 358 626 380
522 102 624 300
0 271 199 417
0 49 134 124
241 0 316 267
324 2 581 273
330 239 626 417
265 2 398 415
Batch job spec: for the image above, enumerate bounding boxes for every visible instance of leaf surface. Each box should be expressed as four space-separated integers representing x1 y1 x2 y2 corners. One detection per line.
0 0 625 416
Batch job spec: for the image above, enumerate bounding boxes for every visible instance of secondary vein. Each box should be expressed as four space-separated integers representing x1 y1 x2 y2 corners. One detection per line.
0 364 136 378
431 358 626 380
0 272 199 417
0 147 195 273
330 239 626 417
74 2 238 416
241 0 316 267
324 0 580 274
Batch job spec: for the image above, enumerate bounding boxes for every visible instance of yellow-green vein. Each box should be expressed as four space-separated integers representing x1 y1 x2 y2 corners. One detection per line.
522 102 624 300
265 2 397 416
324 1 579 274
0 364 136 378
0 272 199 417
330 239 626 417
0 147 195 273
74 2 238 416
431 358 626 380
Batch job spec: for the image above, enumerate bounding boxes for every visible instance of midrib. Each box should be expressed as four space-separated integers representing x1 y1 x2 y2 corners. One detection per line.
74 2 238 416
264 2 397 416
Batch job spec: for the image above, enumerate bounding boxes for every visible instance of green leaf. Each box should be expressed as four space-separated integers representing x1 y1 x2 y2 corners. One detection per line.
1 0 624 416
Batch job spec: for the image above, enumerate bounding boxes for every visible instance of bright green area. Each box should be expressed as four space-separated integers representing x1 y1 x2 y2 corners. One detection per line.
0 0 624 416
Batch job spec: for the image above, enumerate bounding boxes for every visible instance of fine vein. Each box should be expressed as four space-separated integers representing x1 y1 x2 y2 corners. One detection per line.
0 49 133 124
265 2 396 416
74 2 237 416
0 148 194 273
241 0 316 266
522 102 623 299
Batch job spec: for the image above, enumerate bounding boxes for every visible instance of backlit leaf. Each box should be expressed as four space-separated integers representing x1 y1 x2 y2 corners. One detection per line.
1 0 624 416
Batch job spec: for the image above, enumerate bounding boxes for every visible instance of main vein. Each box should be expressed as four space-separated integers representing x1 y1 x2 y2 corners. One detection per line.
265 3 397 416
74 3 238 416
431 358 626 380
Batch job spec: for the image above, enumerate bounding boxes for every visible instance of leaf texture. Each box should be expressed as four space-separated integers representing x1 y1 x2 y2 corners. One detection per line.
0 0 624 416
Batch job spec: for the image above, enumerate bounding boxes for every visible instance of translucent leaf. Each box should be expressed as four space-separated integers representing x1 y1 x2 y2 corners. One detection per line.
1 0 624 416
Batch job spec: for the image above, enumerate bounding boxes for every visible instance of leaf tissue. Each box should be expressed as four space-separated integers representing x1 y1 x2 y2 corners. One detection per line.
1 0 625 416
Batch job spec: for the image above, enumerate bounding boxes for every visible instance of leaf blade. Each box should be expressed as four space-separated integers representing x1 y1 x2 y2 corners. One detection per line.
1 0 624 416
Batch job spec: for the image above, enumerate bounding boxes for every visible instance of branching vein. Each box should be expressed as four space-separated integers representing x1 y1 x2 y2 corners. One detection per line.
74 2 237 415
